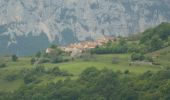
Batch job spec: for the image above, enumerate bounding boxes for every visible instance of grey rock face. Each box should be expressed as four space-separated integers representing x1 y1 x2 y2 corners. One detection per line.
0 0 170 55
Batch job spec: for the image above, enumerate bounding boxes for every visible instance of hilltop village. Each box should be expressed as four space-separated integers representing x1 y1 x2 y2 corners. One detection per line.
46 36 115 57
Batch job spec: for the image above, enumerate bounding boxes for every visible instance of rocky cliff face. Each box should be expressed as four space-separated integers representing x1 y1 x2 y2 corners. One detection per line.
0 0 170 55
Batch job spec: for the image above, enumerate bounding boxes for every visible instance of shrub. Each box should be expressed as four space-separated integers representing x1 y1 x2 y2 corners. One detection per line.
34 65 46 73
23 74 37 84
11 54 18 62
80 67 100 81
0 63 6 68
50 56 63 63
145 56 153 62
4 74 17 81
30 58 36 65
48 67 72 76
35 51 41 58
116 70 122 74
131 53 145 61
20 65 45 84
140 71 153 79
37 58 50 64
21 68 42 84
124 70 130 74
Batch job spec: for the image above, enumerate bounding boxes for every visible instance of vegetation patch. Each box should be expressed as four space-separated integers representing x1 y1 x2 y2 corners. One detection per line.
1 67 170 100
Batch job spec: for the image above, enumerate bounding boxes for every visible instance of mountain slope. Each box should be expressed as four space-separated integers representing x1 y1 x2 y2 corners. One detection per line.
0 0 170 55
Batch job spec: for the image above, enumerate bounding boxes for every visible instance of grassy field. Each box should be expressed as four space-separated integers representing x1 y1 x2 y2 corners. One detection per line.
57 54 160 75
0 51 169 92
147 46 170 67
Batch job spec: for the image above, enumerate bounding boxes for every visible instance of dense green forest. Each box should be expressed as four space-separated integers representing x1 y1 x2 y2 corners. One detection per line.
0 67 170 100
0 23 170 100
91 22 170 54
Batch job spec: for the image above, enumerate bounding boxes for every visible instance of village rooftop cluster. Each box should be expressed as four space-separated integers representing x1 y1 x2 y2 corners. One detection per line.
46 36 115 57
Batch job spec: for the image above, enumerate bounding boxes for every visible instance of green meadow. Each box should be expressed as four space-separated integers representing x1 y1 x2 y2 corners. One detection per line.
0 52 166 92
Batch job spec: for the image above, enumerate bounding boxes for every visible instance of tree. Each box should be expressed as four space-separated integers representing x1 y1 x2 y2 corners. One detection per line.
168 37 170 45
94 69 119 99
124 70 130 74
119 38 126 45
80 67 100 82
23 74 36 84
11 54 18 62
131 53 145 61
35 51 41 58
160 81 170 100
150 35 163 51
50 44 58 49
0 63 6 68
30 58 36 65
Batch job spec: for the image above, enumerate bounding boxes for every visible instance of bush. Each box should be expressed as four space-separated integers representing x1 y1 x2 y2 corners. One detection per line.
145 56 153 62
21 68 43 84
50 56 63 63
4 74 17 81
140 71 153 79
30 58 36 65
116 70 122 74
48 67 72 76
37 58 50 64
20 65 45 84
34 65 46 73
131 53 145 61
35 51 41 58
11 54 18 62
124 70 130 74
23 74 37 84
0 63 6 68
80 67 100 81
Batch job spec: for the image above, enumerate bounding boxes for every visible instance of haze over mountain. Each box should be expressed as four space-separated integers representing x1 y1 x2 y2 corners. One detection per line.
0 0 170 55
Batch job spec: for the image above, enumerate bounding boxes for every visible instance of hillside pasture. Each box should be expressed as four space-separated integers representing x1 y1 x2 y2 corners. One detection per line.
0 53 162 91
